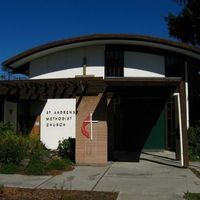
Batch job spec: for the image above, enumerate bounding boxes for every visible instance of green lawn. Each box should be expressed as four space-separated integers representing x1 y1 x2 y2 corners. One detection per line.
185 192 200 200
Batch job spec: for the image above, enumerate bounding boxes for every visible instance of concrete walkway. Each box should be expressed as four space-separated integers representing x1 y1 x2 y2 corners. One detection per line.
0 151 200 200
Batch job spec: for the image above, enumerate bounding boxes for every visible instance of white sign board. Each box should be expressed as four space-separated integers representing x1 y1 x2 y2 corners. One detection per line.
40 99 76 149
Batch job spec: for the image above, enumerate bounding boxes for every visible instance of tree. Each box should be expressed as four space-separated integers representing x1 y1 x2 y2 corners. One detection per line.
166 0 200 46
1 66 12 80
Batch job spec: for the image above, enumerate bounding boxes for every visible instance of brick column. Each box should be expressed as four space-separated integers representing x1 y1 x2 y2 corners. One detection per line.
76 93 107 165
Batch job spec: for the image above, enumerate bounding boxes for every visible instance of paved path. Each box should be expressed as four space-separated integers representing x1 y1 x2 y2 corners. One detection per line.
0 151 200 200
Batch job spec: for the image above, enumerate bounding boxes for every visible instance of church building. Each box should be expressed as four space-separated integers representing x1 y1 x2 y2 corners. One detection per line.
1 34 200 168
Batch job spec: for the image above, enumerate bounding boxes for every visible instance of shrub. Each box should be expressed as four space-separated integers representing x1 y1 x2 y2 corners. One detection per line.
47 159 73 171
0 184 4 194
27 136 49 161
25 159 46 175
24 137 51 175
188 125 200 161
184 192 200 200
0 164 17 174
57 138 75 161
0 133 28 165
0 121 14 135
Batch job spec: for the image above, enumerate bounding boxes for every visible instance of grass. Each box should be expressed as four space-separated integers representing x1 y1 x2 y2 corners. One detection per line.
47 159 73 171
1 187 118 200
185 192 200 200
0 164 18 174
0 158 74 176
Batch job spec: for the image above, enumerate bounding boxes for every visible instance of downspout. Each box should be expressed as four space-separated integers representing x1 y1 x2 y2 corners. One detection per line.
184 61 189 129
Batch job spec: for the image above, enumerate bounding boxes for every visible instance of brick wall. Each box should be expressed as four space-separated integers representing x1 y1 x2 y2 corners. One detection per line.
76 93 107 165
30 115 40 136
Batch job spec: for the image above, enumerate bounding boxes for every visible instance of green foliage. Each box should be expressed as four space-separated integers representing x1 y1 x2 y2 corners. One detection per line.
28 136 49 161
185 192 200 200
25 137 50 175
25 159 46 175
165 0 200 45
0 164 17 174
0 184 4 194
47 159 72 171
0 122 73 175
0 133 28 165
0 121 28 165
0 122 14 135
188 125 200 161
57 138 75 161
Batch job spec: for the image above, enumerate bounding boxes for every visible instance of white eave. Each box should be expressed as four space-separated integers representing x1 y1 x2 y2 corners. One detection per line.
5 38 200 69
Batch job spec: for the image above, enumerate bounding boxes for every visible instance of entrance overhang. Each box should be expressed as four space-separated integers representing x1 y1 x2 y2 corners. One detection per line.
0 77 107 100
0 77 181 97
105 77 181 87
105 77 188 168
105 77 181 101
0 76 189 167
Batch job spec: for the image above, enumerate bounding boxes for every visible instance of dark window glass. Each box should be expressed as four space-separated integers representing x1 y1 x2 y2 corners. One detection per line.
165 56 185 78
105 48 124 77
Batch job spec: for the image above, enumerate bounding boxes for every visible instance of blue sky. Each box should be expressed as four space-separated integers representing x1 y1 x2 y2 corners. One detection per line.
0 0 182 69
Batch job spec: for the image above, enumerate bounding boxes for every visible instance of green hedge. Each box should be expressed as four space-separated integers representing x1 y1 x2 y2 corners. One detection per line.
0 132 29 165
57 137 75 161
188 125 200 161
0 122 14 135
0 122 73 175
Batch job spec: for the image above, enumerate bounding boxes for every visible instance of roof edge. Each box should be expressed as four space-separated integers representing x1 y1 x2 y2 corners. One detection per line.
2 34 200 67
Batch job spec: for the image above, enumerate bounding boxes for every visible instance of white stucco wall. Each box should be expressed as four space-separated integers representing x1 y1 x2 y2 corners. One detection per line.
40 99 76 149
124 52 165 77
30 46 105 79
30 45 166 79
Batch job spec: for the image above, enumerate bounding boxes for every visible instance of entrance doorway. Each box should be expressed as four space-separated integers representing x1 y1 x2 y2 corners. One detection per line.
108 92 167 162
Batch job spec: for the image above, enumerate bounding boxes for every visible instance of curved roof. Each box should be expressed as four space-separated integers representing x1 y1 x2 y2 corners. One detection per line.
2 34 200 69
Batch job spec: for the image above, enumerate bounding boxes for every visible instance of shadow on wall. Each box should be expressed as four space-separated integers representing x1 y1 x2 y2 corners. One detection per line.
93 93 107 121
107 93 167 162
17 100 46 135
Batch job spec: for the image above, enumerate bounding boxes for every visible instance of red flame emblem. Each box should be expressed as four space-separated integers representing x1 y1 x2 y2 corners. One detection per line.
81 113 90 138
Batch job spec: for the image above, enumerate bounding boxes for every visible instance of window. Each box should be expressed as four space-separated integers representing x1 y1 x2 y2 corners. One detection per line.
105 48 124 77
